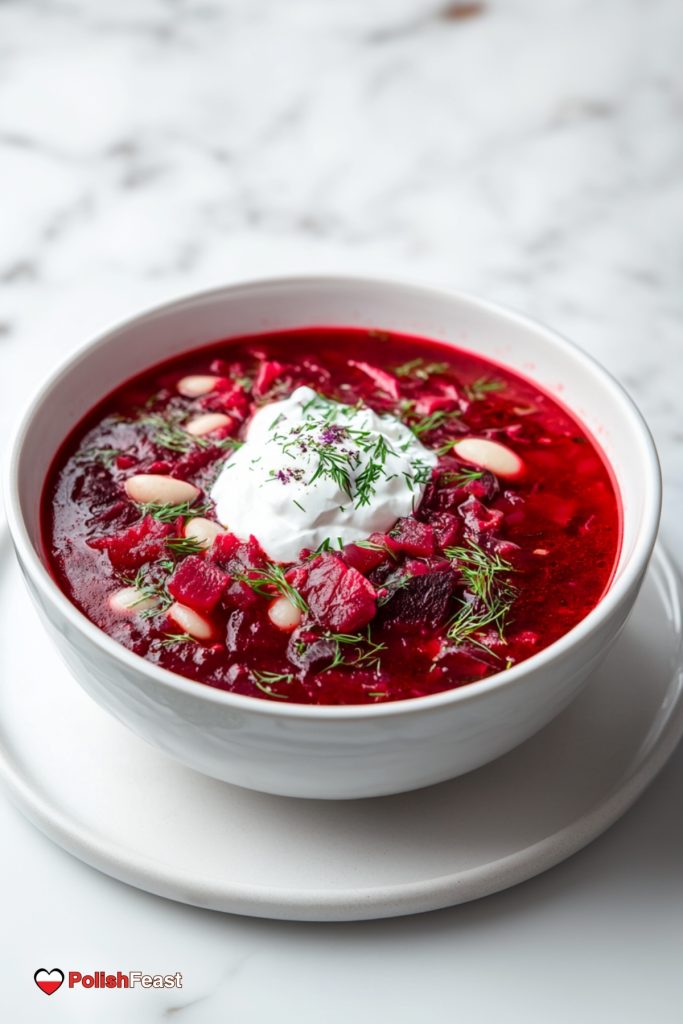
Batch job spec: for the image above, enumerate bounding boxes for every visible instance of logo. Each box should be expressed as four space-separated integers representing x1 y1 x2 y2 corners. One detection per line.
34 969 65 996
33 967 182 995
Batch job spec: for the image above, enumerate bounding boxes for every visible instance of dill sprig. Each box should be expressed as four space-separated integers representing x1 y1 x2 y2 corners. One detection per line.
439 467 485 486
354 538 397 559
232 563 308 613
464 376 506 401
137 499 210 523
393 358 450 381
253 670 294 699
305 537 345 558
75 446 123 470
408 409 461 437
444 542 518 649
141 414 197 454
121 565 173 619
165 536 207 558
354 434 392 508
140 413 243 454
376 572 413 607
323 627 386 673
159 632 198 647
306 443 355 500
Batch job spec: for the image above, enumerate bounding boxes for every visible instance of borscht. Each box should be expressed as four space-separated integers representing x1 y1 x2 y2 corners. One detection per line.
43 327 621 705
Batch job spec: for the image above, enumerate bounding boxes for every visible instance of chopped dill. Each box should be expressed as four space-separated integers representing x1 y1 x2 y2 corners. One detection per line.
75 446 122 470
377 574 413 607
439 467 485 486
444 542 518 650
322 627 386 673
232 563 309 613
271 391 430 511
165 536 206 558
159 632 198 647
140 412 243 454
253 670 293 699
408 409 461 437
137 499 210 524
121 565 173 619
393 358 449 381
464 376 506 401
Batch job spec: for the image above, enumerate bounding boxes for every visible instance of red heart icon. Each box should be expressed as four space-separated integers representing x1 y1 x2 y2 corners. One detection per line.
34 968 64 996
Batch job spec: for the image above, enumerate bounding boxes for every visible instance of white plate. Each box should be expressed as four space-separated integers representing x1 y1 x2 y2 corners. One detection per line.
0 535 682 922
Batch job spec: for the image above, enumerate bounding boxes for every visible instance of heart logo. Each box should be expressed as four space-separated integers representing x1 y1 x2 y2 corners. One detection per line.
34 968 64 996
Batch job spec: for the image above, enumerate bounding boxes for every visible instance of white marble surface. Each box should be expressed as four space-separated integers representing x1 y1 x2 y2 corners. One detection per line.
1 0 682 1019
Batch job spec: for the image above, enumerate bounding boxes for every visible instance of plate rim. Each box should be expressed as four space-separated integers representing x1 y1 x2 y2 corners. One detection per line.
0 541 681 922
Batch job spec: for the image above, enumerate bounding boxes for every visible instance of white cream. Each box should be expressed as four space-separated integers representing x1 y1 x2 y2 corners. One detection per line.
211 386 437 562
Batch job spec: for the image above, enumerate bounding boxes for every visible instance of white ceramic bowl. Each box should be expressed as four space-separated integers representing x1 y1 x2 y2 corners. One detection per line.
4 277 661 799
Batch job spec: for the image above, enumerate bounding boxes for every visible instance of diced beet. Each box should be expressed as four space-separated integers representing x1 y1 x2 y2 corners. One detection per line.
389 517 435 557
209 532 241 566
348 360 400 400
404 557 452 576
414 394 456 417
286 627 336 673
146 459 175 475
293 554 377 632
90 498 137 527
115 454 137 470
379 571 457 632
489 537 521 559
401 560 430 578
223 578 260 609
253 360 287 398
202 382 250 419
167 556 229 614
88 515 173 570
430 511 462 550
342 535 392 575
457 495 504 538
171 445 220 479
209 532 269 576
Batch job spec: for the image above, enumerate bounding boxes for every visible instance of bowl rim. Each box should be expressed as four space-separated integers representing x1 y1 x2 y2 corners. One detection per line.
3 273 662 721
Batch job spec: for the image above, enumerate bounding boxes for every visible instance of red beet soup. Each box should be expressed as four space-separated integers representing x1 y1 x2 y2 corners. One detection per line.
43 327 621 705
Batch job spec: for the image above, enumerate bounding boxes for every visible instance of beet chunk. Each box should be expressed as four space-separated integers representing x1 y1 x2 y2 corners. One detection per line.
209 533 267 572
348 360 400 400
209 533 268 609
389 517 435 557
88 515 173 570
292 554 377 632
430 511 462 550
342 533 393 575
167 555 229 614
458 495 504 539
253 360 287 397
286 627 337 673
379 571 457 632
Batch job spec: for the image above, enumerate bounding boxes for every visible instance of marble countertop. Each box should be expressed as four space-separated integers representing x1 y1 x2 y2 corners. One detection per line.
1 0 681 1019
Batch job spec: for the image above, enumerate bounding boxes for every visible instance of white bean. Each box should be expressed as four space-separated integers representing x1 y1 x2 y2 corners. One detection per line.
167 601 215 641
176 375 220 398
109 587 156 614
185 517 225 549
452 438 524 480
124 474 200 505
184 413 232 437
268 595 303 632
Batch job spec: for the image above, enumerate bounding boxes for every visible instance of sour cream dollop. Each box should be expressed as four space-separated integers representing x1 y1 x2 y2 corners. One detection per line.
211 386 438 562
